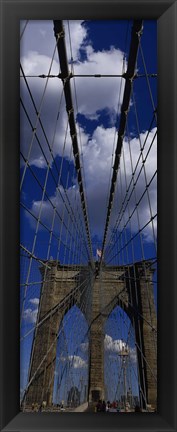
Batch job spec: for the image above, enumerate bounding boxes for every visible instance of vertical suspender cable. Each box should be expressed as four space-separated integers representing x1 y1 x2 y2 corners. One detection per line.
101 20 143 262
53 20 93 266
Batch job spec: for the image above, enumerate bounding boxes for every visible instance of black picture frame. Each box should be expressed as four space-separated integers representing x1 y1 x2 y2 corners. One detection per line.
0 1 177 431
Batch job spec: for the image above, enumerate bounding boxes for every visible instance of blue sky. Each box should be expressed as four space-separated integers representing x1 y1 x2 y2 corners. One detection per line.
20 20 157 405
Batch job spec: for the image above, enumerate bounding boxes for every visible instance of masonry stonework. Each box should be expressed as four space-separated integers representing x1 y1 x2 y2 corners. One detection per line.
25 261 157 409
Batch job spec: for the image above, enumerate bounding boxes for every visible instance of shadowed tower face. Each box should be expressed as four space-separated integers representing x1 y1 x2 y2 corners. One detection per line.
25 261 157 410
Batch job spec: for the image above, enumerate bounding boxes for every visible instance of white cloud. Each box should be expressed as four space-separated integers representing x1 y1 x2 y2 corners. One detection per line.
23 308 38 324
60 354 87 369
129 347 137 364
104 334 127 353
21 50 59 76
80 342 89 352
104 334 137 364
29 297 39 305
107 128 157 242
70 47 125 119
26 183 81 237
64 20 87 61
39 29 46 38
25 126 157 243
20 77 74 169
21 21 157 245
20 23 126 168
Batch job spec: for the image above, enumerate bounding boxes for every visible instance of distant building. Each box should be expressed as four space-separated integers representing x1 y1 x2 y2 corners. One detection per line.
121 395 126 405
133 395 139 407
121 393 139 409
67 386 80 407
127 389 133 407
104 385 108 402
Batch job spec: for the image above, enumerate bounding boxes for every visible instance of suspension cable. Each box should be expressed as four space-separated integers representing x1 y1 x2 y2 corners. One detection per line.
53 20 93 264
100 20 143 262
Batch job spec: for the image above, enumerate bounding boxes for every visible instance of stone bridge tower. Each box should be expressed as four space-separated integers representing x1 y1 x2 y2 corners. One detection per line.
25 260 157 409
88 262 157 409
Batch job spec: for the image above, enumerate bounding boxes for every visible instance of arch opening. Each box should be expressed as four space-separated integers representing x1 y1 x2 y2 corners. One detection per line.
53 305 89 409
104 305 140 411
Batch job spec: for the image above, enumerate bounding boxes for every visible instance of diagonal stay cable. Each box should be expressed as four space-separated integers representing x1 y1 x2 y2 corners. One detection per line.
53 20 93 265
22 272 92 401
100 20 143 263
20 95 90 261
20 273 90 341
20 20 29 40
